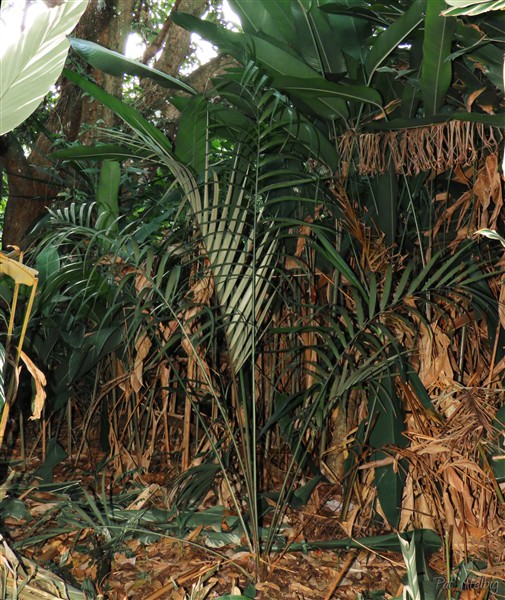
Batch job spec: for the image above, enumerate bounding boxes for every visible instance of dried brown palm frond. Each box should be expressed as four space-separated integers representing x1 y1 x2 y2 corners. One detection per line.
327 180 401 278
338 121 503 176
398 288 504 552
399 386 504 555
430 153 504 247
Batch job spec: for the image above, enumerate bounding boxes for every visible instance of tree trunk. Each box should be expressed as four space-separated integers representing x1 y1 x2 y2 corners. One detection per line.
1 134 43 251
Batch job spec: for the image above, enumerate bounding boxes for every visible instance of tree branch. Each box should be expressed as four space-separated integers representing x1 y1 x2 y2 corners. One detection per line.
142 0 184 65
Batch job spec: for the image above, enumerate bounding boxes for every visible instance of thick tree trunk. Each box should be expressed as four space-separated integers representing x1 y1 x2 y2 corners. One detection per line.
1 134 46 251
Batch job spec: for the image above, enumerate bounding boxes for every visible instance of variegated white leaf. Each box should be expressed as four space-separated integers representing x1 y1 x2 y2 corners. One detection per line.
0 0 89 135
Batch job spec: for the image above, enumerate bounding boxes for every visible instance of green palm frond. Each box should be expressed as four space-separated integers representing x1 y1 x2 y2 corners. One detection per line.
189 164 278 371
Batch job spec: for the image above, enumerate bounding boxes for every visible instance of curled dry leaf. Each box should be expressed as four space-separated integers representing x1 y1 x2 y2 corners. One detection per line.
20 351 46 420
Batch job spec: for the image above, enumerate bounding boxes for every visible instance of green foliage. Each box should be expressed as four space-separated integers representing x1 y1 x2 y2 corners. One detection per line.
421 0 456 117
69 37 197 95
96 160 120 234
175 0 505 132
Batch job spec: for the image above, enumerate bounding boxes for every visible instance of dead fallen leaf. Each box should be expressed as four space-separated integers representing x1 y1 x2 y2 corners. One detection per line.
21 351 46 420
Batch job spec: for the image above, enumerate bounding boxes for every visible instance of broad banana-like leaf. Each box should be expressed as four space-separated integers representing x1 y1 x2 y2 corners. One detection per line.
0 0 88 135
230 0 367 72
365 112 505 130
172 12 351 122
69 38 197 96
226 0 298 49
52 143 154 162
96 160 120 233
270 75 383 113
454 20 505 90
175 95 208 173
369 164 398 246
364 0 425 83
442 0 505 16
319 3 390 27
421 0 456 116
63 69 174 157
368 379 407 529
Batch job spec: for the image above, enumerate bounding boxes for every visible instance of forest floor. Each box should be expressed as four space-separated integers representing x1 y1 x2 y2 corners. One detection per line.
0 442 502 600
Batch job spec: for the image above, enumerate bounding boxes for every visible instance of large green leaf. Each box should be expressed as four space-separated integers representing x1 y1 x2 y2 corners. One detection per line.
279 529 442 554
365 112 505 130
368 377 407 528
69 326 123 382
62 69 174 156
33 439 68 483
319 3 391 27
52 143 153 162
172 12 351 122
172 12 315 77
368 164 398 245
270 75 383 111
364 0 425 84
454 20 505 90
0 0 88 135
231 0 370 69
421 0 456 116
69 37 197 96
35 246 61 285
175 95 208 173
229 0 298 48
293 0 348 71
96 160 120 232
316 0 375 65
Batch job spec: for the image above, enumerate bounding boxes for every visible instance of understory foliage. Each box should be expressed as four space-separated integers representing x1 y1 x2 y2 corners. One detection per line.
1 0 505 596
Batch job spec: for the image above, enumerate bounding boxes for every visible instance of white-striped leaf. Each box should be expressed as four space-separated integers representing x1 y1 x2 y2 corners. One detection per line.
442 0 505 16
474 228 505 247
0 0 88 135
398 535 421 600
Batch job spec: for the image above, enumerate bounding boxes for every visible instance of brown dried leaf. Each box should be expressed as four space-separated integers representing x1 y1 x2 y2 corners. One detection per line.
466 88 485 112
416 444 452 455
131 332 151 393
21 351 46 420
